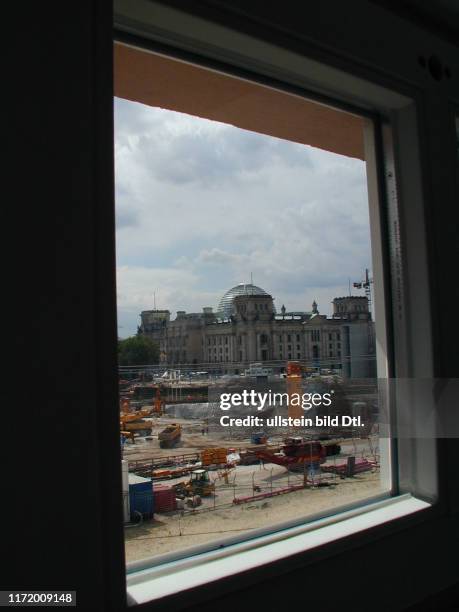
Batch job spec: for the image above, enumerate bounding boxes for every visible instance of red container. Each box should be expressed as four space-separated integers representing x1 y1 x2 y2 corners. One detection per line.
153 484 177 512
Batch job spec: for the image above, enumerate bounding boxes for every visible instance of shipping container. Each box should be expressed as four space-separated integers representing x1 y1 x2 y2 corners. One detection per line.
153 483 177 512
129 473 154 521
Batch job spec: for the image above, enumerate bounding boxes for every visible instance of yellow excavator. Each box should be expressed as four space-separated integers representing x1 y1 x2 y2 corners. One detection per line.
119 397 153 437
174 469 215 498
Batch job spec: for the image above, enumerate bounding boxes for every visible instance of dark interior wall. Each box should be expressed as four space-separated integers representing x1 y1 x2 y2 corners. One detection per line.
6 1 458 611
370 0 459 47
7 1 125 609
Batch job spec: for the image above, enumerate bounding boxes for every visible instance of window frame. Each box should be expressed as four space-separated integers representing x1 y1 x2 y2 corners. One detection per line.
111 0 457 607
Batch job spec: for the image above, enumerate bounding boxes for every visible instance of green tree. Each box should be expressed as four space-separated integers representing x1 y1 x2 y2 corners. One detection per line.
118 335 159 366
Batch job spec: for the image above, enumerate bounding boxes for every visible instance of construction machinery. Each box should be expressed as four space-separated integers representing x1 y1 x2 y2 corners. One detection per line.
188 469 214 496
120 397 153 437
120 415 153 437
158 423 182 448
255 437 326 468
174 469 215 498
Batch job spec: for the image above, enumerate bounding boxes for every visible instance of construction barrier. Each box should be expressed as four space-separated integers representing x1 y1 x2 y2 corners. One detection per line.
201 448 227 466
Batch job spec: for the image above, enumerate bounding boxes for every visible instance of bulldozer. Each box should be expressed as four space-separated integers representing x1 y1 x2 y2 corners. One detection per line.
174 469 215 498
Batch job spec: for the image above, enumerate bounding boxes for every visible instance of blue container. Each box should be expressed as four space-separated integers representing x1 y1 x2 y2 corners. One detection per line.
251 432 267 444
129 474 154 521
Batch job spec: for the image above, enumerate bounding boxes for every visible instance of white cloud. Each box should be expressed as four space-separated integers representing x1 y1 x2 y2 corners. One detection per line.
115 98 372 336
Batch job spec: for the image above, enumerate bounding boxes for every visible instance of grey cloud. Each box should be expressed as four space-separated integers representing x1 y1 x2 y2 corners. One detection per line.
116 206 139 229
114 98 371 336
196 248 247 266
123 112 312 187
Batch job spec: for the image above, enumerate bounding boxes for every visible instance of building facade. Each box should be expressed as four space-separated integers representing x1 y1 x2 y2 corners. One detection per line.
139 283 376 378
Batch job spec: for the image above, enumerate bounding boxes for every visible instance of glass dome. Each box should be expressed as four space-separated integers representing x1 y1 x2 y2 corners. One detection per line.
216 283 273 319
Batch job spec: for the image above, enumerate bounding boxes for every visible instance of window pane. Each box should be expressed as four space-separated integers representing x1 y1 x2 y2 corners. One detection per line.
115 46 389 565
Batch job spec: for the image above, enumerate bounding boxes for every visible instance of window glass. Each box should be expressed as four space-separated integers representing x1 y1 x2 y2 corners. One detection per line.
115 47 387 564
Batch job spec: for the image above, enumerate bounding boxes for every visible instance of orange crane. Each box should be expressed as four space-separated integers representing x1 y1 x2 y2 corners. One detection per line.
286 361 304 419
152 385 164 416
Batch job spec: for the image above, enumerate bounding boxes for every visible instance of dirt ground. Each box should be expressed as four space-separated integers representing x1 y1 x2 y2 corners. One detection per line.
124 464 383 563
122 415 270 462
122 415 377 460
123 414 383 563
125 470 384 562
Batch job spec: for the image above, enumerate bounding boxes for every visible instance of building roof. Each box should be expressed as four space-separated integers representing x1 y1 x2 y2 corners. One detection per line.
333 296 368 300
216 283 272 319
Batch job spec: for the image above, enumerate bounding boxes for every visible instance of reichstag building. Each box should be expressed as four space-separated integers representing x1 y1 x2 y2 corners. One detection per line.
139 283 376 378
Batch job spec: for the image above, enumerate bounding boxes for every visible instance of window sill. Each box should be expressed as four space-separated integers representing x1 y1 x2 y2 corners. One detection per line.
126 494 430 605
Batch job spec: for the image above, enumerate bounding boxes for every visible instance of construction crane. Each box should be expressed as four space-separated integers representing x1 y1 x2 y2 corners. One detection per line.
286 361 319 419
353 268 373 313
152 385 164 416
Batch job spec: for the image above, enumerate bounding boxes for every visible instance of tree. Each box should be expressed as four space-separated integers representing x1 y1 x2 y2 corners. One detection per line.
118 335 159 366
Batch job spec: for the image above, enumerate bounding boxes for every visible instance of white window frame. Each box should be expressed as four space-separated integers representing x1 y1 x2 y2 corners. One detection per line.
113 0 443 604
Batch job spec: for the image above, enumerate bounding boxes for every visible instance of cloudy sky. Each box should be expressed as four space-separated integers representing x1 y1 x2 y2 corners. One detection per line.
115 97 372 337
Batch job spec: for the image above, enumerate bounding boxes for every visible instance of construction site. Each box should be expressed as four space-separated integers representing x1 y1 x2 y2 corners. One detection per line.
120 363 384 563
